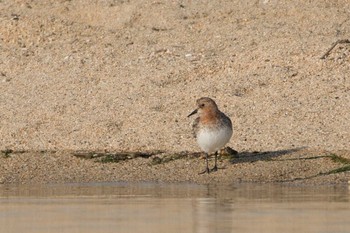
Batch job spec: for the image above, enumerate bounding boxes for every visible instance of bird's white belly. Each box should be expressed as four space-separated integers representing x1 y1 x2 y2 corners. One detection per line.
196 127 232 154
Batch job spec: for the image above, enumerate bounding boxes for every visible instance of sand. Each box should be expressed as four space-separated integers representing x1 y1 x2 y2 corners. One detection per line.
0 0 349 185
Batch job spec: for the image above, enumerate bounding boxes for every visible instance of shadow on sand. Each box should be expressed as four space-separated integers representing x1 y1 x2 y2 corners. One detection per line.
230 147 310 164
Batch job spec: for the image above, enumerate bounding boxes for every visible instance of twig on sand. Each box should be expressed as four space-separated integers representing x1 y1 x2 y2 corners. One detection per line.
320 39 350 59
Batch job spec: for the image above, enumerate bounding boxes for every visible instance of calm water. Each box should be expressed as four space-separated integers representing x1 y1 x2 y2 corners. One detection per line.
0 182 349 233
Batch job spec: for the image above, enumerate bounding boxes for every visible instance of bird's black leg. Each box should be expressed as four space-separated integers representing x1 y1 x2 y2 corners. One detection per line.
199 153 210 174
211 151 218 172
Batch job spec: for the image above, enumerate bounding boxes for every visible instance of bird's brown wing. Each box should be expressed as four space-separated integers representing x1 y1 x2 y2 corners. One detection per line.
219 111 232 129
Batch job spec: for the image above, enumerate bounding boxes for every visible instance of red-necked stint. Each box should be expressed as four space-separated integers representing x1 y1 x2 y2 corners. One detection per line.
188 97 233 174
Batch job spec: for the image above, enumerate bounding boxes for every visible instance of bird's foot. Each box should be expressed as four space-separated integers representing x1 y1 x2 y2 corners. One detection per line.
213 166 226 171
210 166 218 172
198 167 210 174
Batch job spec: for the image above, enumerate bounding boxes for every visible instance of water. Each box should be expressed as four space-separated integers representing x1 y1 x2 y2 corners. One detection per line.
0 182 349 233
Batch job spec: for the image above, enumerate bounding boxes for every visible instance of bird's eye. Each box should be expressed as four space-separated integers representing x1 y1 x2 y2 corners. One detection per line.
200 103 205 108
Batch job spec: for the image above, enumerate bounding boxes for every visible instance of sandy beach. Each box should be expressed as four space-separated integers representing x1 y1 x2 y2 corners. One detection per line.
0 0 349 185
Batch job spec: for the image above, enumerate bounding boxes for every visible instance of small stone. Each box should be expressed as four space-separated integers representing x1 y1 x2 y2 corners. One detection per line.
220 147 239 158
151 156 162 165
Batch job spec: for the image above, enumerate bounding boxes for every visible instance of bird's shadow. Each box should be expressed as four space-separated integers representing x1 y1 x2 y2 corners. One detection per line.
229 147 308 164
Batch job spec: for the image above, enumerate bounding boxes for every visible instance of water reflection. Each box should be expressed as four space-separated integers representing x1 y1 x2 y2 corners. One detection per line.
0 183 349 233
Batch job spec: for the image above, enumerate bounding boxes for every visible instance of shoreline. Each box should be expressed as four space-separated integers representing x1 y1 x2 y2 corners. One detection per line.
1 148 349 186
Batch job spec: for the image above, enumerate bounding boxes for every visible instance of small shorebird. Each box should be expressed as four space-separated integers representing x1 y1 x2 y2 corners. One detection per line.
188 97 233 174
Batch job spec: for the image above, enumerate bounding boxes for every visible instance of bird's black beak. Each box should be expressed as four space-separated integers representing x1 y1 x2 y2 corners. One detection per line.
187 109 198 117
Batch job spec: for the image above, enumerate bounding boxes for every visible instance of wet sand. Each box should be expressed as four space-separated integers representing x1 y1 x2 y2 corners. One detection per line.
0 1 350 185
0 148 349 185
